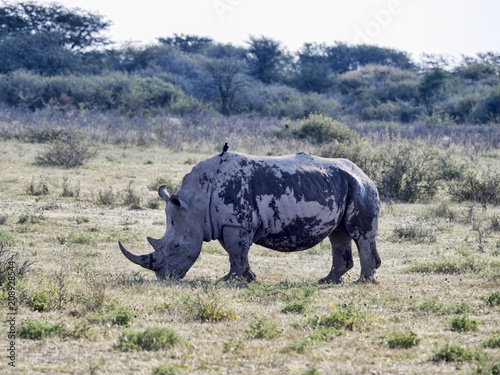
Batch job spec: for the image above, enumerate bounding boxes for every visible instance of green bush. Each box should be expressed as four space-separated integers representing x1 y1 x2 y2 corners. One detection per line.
485 291 500 307
282 300 308 314
115 327 181 351
36 134 96 168
449 170 500 206
483 335 500 348
433 343 474 362
450 316 478 332
18 319 62 340
291 113 360 144
387 331 421 349
247 317 280 339
311 305 368 331
112 307 134 326
371 136 460 202
152 363 178 375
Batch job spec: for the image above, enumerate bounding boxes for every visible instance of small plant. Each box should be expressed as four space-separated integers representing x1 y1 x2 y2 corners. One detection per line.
418 298 445 315
433 343 474 362
282 300 308 314
282 338 312 354
247 316 280 340
18 319 62 340
123 181 142 209
115 327 181 351
450 315 478 332
223 338 245 353
483 335 500 348
112 306 134 326
147 198 161 209
147 176 180 194
152 363 178 375
26 175 50 196
0 230 15 247
391 222 436 244
387 331 421 349
61 177 80 198
0 246 32 284
311 305 368 331
36 134 96 168
191 295 237 323
485 291 500 307
0 214 9 225
97 188 116 206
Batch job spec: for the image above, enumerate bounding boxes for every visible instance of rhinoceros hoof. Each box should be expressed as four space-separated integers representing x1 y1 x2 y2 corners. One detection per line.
318 276 343 284
354 275 378 284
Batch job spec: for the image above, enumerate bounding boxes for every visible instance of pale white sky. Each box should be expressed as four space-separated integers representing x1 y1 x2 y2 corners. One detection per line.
55 0 499 61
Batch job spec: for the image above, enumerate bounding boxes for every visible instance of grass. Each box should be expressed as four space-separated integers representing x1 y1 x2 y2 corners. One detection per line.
1 119 500 374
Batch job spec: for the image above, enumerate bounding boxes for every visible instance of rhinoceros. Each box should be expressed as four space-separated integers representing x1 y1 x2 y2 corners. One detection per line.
119 152 381 283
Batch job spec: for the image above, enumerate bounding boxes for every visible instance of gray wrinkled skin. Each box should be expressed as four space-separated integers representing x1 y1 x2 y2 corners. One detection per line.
119 152 381 284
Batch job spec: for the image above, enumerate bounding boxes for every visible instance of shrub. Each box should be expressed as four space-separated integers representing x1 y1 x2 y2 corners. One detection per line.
311 305 368 331
282 300 308 314
18 319 62 340
194 297 237 323
0 230 15 248
26 175 50 196
408 257 485 275
449 170 500 206
152 363 178 375
372 136 459 202
147 176 181 194
391 222 436 244
36 134 96 168
433 343 474 362
223 338 245 354
122 182 142 209
0 246 31 285
483 335 500 348
115 327 181 351
247 317 280 339
112 306 134 326
290 113 360 144
450 316 478 332
387 331 421 349
485 291 500 307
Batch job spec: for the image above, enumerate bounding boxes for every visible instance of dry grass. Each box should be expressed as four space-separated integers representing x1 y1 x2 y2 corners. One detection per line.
0 137 499 375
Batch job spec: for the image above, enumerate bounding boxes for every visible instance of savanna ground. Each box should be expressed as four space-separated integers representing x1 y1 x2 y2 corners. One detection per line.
0 112 499 374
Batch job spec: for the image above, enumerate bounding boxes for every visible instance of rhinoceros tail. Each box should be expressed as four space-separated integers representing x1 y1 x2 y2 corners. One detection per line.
118 241 161 271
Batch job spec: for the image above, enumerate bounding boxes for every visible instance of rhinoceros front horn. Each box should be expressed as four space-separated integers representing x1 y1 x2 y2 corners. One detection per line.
118 241 161 271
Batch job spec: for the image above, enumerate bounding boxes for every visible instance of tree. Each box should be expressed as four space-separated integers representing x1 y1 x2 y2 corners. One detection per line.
0 1 111 50
246 36 287 84
158 34 213 54
203 58 246 115
419 68 448 115
294 43 335 93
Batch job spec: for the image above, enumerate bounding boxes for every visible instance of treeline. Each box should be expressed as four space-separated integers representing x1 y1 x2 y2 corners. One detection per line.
1 2 499 123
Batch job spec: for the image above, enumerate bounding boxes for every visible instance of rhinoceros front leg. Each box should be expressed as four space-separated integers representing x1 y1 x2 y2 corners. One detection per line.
218 227 256 282
319 229 354 284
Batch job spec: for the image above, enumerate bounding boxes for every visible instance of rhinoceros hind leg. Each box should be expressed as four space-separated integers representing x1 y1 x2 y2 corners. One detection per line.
354 233 380 283
319 229 354 284
219 227 254 282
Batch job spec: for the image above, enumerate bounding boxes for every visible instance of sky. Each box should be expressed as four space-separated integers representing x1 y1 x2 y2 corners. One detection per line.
55 0 499 62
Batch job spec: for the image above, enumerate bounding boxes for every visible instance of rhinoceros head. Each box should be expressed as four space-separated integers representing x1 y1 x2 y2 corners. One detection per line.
119 184 204 280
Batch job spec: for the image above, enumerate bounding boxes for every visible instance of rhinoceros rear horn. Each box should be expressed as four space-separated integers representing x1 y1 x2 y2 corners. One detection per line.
119 241 161 271
158 185 169 202
147 236 163 252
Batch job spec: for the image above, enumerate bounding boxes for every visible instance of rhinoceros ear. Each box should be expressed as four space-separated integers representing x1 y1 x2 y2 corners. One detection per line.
170 194 182 207
158 185 169 202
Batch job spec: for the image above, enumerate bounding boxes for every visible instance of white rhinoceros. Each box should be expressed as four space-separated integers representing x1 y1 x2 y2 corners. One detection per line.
119 152 381 283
